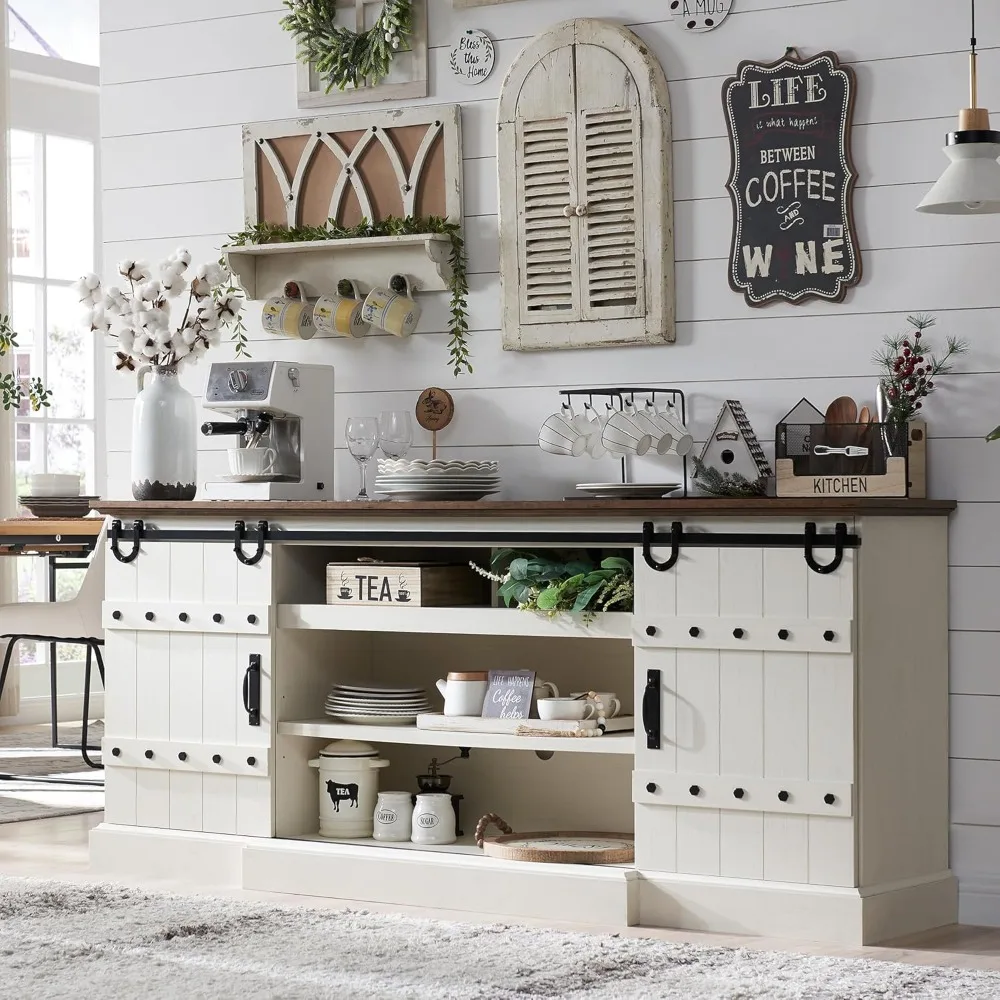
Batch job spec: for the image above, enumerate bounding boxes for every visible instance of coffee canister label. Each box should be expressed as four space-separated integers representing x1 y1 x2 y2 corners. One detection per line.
376 808 398 825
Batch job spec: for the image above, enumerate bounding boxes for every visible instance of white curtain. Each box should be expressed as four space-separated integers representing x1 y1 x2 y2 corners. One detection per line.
0 7 19 719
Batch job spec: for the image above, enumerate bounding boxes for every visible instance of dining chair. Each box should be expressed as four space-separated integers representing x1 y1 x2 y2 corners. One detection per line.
0 521 106 770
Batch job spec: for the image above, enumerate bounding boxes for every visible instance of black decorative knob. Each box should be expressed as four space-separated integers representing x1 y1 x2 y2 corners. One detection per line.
111 747 121 757
213 613 223 624
689 626 700 638
112 610 122 621
645 782 657 793
247 756 257 767
645 625 657 637
778 629 789 640
824 793 836 806
733 628 745 639
144 611 155 621
247 614 258 625
733 787 745 800
178 612 189 622
212 754 222 764
144 749 153 759
178 752 187 761
689 784 701 796
823 630 836 642
778 790 789 802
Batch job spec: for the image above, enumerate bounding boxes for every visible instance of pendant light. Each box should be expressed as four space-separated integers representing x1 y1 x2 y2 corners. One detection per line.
917 0 1000 214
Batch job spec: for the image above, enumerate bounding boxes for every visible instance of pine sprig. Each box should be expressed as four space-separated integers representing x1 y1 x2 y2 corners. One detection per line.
873 314 967 425
225 215 472 376
692 457 767 497
280 0 413 93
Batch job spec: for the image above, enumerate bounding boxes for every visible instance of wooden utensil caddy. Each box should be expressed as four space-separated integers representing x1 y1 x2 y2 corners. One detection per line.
775 420 926 498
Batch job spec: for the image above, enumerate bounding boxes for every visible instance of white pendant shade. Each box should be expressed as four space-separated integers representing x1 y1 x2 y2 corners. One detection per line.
917 139 1000 214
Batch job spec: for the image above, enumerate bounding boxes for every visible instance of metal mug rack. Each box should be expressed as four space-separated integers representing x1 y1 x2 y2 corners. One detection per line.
557 387 689 495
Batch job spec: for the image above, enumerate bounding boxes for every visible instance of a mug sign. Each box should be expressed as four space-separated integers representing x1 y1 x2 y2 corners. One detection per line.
481 669 535 720
449 29 495 85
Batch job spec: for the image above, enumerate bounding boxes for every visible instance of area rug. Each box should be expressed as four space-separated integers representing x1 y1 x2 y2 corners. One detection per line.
0 878 998 999
0 723 103 823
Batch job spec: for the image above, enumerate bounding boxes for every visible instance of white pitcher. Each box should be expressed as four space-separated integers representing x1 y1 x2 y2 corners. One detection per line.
131 365 197 500
435 671 488 716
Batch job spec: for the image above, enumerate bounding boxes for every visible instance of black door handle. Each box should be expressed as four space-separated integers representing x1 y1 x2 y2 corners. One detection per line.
243 653 261 727
642 668 661 750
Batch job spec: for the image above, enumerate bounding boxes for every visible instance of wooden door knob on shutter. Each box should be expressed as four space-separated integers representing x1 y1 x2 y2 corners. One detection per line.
563 205 575 218
574 204 588 216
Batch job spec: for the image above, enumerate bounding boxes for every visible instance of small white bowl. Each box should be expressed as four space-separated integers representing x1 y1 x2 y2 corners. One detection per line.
28 473 81 497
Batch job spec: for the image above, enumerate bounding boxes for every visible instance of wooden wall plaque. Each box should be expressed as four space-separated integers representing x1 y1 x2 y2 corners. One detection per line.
722 49 861 307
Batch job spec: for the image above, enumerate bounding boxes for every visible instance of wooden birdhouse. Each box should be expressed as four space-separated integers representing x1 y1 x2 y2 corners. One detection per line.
696 400 773 481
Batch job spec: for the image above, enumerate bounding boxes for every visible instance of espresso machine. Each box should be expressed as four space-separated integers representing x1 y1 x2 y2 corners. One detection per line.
201 361 335 500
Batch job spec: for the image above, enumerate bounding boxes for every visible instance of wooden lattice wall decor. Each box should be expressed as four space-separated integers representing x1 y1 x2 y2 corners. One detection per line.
242 105 463 230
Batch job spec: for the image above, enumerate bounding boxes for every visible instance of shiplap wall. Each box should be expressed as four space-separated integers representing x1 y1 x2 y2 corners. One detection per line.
100 0 1000 921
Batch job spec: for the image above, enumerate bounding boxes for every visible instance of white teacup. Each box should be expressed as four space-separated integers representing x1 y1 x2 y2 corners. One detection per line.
571 691 622 718
228 447 277 477
537 697 596 722
602 410 652 456
538 406 587 457
653 405 694 457
628 403 672 456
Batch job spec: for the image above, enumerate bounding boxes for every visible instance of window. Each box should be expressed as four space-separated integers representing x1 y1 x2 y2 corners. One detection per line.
8 1 99 66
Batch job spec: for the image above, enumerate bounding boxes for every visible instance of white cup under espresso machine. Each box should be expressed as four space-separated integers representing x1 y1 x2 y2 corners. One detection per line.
200 361 335 500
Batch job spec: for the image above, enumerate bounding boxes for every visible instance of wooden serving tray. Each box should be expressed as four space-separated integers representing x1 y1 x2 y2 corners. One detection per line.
480 832 635 865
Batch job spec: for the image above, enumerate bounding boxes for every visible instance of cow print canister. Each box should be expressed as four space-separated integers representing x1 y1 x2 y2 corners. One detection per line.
309 741 390 838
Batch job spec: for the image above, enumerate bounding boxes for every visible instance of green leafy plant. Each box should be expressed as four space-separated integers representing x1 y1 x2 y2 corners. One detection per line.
873 314 967 426
0 314 51 412
216 259 251 359
471 550 634 621
225 216 471 376
280 0 413 93
692 457 767 497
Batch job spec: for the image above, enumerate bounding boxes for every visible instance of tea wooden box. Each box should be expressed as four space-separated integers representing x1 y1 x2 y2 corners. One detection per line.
92 498 956 947
325 562 485 607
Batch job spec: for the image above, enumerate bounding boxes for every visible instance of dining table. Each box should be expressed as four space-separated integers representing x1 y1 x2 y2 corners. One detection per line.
0 516 104 786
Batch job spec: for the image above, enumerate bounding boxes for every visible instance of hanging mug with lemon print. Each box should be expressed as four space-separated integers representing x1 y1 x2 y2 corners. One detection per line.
362 274 421 338
314 279 369 339
261 280 316 340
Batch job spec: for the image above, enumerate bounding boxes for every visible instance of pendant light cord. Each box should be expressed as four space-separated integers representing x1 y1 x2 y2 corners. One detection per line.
970 0 979 110
972 0 977 54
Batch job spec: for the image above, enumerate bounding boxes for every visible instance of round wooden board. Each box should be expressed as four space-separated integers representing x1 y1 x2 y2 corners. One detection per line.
480 832 634 865
415 387 455 432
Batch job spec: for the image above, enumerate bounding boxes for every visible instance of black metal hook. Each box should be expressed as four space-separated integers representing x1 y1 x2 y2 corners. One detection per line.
803 521 847 575
642 520 682 572
234 519 268 566
109 519 143 563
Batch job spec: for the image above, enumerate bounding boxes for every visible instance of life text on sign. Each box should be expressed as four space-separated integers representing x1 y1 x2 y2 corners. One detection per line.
722 51 861 306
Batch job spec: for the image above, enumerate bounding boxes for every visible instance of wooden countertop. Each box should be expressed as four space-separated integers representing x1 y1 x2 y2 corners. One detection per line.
0 517 103 536
94 498 956 519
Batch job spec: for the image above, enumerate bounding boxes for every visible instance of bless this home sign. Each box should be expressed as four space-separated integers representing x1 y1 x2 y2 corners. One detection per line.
722 49 861 306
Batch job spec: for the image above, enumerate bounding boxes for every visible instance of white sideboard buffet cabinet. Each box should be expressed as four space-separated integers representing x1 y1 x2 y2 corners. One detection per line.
91 498 956 945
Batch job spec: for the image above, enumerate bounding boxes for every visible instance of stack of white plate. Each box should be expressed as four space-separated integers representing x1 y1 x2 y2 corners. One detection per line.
325 684 433 726
18 494 97 518
375 459 500 501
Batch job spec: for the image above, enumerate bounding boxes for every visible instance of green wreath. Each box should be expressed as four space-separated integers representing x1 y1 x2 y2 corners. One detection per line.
281 0 414 94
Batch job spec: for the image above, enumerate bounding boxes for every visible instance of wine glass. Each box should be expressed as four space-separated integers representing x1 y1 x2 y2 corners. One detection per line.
377 410 413 460
345 416 378 500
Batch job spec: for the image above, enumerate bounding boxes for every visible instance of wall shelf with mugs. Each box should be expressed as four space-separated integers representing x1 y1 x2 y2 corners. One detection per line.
539 388 693 499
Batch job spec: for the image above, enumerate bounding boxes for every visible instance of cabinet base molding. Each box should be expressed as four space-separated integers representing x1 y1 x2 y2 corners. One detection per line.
637 870 957 946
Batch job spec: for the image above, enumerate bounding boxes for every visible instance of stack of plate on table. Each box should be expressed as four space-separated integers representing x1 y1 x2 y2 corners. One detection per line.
574 482 681 499
375 459 500 501
19 473 95 518
325 684 433 726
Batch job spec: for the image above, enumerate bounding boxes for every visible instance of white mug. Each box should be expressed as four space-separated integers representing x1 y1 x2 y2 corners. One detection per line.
573 403 606 459
571 691 622 718
261 280 316 340
538 406 587 457
533 679 559 702
314 280 369 339
602 409 652 456
537 697 596 722
228 446 277 477
363 276 421 337
630 402 673 456
653 405 694 457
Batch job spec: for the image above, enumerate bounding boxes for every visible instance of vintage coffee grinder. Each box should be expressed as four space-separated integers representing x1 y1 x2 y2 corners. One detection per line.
201 361 335 500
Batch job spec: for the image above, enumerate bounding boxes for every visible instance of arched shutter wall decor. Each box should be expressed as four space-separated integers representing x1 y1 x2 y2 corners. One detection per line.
498 19 674 352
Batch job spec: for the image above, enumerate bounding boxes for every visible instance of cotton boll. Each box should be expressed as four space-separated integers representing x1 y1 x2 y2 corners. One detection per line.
171 248 192 268
138 279 163 303
118 329 135 354
89 305 111 333
181 326 198 345
215 294 242 323
132 261 152 283
195 262 226 288
117 259 136 279
159 271 187 298
190 276 212 299
196 302 220 331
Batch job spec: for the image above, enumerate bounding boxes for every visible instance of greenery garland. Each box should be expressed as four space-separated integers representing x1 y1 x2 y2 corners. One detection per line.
281 0 413 93
225 216 471 377
0 314 50 412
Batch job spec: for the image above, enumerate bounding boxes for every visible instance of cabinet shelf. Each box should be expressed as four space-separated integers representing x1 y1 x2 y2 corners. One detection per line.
276 604 632 639
224 233 454 301
278 719 635 755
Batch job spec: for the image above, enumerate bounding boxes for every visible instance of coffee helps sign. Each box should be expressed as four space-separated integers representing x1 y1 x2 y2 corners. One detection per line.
723 50 861 306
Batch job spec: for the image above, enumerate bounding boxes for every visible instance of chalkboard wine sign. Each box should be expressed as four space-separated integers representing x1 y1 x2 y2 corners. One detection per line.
722 48 861 307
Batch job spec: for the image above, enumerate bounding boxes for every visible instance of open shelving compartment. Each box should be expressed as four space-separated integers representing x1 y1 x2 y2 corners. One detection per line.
249 540 639 920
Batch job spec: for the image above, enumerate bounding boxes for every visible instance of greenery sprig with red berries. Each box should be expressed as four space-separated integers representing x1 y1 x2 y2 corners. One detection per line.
873 314 967 425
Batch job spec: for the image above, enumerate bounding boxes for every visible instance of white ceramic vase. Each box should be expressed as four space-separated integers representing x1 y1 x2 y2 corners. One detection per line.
131 365 198 500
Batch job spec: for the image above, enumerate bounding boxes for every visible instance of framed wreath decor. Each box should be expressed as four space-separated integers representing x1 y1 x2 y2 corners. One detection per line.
281 0 414 93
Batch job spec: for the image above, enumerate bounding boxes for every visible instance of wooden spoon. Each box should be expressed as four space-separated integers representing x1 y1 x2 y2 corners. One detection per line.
858 405 872 424
825 397 858 451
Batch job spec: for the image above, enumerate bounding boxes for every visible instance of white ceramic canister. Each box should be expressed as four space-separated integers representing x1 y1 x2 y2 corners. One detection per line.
435 671 488 717
411 792 457 846
131 365 197 500
373 791 414 843
308 740 389 838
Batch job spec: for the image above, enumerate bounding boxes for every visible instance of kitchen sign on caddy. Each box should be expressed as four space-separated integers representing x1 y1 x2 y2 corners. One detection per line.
722 48 860 306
